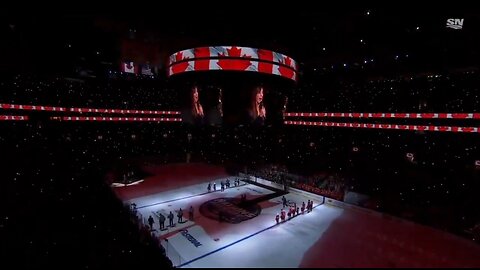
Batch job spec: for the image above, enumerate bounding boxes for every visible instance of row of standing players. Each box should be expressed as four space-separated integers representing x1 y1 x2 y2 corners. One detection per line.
207 178 241 192
276 196 314 223
148 205 195 231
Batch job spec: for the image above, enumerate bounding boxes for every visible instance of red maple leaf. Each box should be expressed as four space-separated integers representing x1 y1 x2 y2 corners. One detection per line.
171 52 190 74
283 56 293 68
220 46 251 58
278 56 295 79
217 59 252 71
176 51 189 62
217 47 252 71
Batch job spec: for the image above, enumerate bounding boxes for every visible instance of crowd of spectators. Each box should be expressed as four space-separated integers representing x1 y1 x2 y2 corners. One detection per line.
0 74 179 110
289 69 480 113
247 165 346 201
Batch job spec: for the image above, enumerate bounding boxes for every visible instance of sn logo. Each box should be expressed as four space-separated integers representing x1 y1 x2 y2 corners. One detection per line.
446 18 464 30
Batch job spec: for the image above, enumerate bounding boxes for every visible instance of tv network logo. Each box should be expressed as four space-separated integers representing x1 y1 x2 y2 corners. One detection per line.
446 18 464 30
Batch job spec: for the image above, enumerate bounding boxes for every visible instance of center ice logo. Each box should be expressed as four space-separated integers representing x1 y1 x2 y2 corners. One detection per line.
199 197 261 224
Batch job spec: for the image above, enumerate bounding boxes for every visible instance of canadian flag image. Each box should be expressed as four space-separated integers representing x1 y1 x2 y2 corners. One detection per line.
122 62 136 73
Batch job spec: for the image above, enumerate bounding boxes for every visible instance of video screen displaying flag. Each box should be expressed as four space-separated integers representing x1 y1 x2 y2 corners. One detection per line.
167 46 298 81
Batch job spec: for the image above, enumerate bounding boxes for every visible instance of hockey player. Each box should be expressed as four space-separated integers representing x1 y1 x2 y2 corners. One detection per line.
275 213 280 224
159 214 166 230
168 211 174 227
148 215 155 230
189 206 194 221
282 196 287 208
178 208 183 223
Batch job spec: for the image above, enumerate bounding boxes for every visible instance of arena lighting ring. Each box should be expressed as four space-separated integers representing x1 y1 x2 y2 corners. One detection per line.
167 46 298 81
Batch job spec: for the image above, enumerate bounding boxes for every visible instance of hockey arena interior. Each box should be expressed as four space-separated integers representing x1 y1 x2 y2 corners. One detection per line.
3 9 480 268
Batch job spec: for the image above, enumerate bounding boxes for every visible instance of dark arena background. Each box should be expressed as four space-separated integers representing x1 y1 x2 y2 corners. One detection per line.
2 8 480 268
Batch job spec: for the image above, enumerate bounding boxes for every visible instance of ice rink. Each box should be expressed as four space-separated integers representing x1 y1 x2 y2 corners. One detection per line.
113 163 480 268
